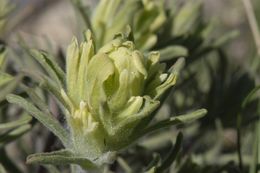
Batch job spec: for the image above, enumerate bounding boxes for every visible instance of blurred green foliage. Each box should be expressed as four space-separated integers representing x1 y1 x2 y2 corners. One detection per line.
0 0 259 173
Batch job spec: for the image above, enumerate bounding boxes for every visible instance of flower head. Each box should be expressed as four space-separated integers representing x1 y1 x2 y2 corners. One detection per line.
62 31 177 162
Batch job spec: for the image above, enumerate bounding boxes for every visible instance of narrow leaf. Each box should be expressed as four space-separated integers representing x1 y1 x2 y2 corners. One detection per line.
173 1 201 36
143 109 207 135
0 47 7 69
242 85 260 108
0 71 13 87
25 87 50 114
213 30 239 47
0 114 32 131
27 149 94 169
0 75 23 101
156 132 183 172
169 57 185 75
40 78 73 112
159 46 188 62
6 94 70 147
29 49 65 87
0 124 31 148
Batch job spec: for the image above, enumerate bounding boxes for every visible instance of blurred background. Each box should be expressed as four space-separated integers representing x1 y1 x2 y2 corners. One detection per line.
7 0 258 60
1 0 260 173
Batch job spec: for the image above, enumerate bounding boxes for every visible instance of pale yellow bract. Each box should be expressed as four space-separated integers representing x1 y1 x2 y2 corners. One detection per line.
61 30 177 163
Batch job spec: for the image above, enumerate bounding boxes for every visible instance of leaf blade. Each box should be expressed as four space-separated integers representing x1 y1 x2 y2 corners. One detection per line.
0 124 31 148
0 114 32 131
29 49 65 87
159 46 188 62
6 94 70 147
27 149 95 169
143 109 207 135
156 132 183 172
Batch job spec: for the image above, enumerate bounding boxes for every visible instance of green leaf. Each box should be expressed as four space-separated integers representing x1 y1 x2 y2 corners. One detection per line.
242 85 260 108
40 77 73 112
173 1 201 36
0 47 7 69
0 124 31 148
159 46 188 62
29 49 65 87
0 114 32 131
213 30 240 47
169 57 185 75
142 109 207 135
156 132 183 172
0 75 22 102
0 71 13 87
25 87 51 114
27 149 95 169
6 94 70 148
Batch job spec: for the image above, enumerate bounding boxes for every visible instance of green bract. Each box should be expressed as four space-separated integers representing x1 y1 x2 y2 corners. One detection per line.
63 31 176 162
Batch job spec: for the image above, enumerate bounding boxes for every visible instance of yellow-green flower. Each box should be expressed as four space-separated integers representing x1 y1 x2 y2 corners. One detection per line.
7 30 207 168
62 31 177 161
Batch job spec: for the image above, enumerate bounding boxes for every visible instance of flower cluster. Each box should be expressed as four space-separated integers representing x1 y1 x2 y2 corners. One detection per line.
62 31 177 163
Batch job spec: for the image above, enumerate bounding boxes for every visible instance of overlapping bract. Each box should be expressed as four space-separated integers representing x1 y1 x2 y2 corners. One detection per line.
62 31 177 160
